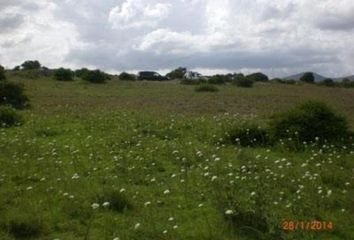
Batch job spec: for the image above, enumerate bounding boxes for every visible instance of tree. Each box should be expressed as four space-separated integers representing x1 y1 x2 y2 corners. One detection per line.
119 72 136 81
246 72 269 82
208 74 229 84
54 68 74 81
13 66 20 71
21 60 41 70
321 78 335 87
0 65 6 81
300 72 315 83
82 69 106 83
166 67 187 79
341 78 354 88
75 68 90 78
233 74 253 87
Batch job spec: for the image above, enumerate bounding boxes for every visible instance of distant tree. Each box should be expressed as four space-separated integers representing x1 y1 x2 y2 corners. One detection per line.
166 67 187 79
246 72 269 82
341 78 354 88
13 66 20 71
40 66 53 77
300 72 315 83
54 68 74 81
0 65 6 81
119 72 136 81
75 68 90 78
320 78 335 87
82 69 106 83
21 60 41 70
233 74 253 87
208 74 229 84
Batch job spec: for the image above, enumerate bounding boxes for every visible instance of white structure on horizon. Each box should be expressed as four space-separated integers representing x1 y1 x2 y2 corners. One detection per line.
184 71 204 80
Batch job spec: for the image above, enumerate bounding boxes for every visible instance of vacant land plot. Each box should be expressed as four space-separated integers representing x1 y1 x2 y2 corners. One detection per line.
0 77 353 239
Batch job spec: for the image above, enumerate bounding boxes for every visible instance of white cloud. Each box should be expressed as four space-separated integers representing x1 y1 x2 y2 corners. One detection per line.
1 0 354 77
0 1 81 69
108 0 171 29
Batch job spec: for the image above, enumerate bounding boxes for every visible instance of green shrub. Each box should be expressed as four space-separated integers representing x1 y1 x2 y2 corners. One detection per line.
0 82 29 109
340 78 354 88
166 67 187 79
270 101 349 143
119 72 136 81
195 84 219 92
226 124 271 147
271 78 296 84
319 78 336 87
21 60 41 70
0 65 6 81
75 68 90 78
233 75 253 88
208 75 228 84
54 68 74 81
246 72 269 82
0 106 23 127
82 70 106 83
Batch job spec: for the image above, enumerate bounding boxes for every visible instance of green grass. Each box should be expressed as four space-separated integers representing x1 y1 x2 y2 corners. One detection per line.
0 75 353 239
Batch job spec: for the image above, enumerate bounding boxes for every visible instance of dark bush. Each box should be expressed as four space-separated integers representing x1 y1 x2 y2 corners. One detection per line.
195 84 219 92
246 72 269 82
270 101 349 143
21 60 41 70
75 68 90 78
0 106 23 127
82 69 106 83
340 78 354 88
0 82 29 109
208 75 229 84
233 74 253 88
271 78 296 84
166 67 187 79
300 72 315 83
54 68 74 81
0 65 5 81
227 124 271 147
13 66 20 71
319 78 336 87
119 72 136 81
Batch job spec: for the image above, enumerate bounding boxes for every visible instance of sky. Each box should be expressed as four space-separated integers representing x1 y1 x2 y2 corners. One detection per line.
0 0 354 78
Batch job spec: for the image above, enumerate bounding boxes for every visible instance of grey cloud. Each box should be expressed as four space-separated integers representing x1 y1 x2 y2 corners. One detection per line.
0 0 22 9
316 16 354 31
0 14 25 33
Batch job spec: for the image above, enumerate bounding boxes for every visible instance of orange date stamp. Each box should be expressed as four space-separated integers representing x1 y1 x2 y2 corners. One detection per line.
282 220 333 231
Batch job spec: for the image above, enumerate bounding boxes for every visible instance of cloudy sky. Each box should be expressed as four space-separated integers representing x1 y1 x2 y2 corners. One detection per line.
0 0 354 77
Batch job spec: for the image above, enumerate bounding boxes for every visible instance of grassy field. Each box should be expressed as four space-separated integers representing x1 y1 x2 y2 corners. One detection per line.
0 76 353 239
